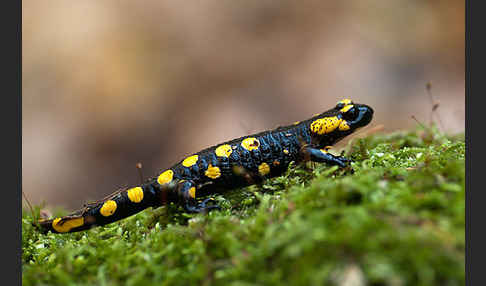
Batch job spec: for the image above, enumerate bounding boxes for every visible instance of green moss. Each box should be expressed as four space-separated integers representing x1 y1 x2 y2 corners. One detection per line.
22 126 465 286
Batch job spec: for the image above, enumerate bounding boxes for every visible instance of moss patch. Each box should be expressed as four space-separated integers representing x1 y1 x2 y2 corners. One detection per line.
22 126 465 286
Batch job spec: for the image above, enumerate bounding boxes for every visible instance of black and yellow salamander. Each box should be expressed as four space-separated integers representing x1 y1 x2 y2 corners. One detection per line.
38 99 373 233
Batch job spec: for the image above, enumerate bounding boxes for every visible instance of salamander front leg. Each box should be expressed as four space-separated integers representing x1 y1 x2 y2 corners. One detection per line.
302 146 351 168
177 180 221 213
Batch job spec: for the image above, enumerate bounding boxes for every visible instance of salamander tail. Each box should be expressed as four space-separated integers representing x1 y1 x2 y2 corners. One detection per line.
38 184 163 234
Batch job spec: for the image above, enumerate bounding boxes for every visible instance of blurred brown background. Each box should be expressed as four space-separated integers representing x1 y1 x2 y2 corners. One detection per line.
23 1 464 210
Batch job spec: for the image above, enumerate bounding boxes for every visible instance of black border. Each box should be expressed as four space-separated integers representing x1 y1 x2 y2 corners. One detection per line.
4 0 21 285
465 0 473 284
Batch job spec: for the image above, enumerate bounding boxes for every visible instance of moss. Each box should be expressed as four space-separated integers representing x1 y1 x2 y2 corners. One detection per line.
22 126 465 286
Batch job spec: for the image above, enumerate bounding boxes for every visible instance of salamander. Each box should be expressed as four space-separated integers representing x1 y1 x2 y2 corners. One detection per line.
38 99 373 233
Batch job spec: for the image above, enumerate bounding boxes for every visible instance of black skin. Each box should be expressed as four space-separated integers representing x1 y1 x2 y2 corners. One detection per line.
38 100 373 233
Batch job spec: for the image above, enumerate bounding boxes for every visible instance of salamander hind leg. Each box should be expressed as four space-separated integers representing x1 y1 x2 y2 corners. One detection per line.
177 180 220 213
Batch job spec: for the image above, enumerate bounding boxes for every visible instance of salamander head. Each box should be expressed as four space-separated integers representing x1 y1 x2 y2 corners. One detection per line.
308 99 374 146
335 100 374 130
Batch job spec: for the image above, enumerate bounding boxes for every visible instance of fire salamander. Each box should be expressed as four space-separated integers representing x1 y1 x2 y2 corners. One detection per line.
38 99 373 234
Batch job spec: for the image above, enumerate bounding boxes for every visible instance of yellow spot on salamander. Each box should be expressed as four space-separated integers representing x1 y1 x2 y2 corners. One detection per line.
52 217 84 233
293 121 301 125
258 162 270 176
337 99 353 106
241 137 260 151
283 149 289 154
188 187 196 199
215 144 233 157
320 146 332 154
205 164 221 179
339 120 350 131
127 187 144 203
158 170 174 185
310 116 342 135
182 155 199 167
100 200 117 217
340 104 354 113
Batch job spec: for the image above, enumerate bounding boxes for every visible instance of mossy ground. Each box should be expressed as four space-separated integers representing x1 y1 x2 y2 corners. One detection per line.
22 126 465 286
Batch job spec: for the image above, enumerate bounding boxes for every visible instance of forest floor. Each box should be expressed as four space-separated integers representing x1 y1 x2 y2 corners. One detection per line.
22 126 465 286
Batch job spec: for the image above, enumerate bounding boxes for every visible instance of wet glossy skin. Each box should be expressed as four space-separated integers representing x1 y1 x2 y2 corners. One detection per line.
39 99 373 233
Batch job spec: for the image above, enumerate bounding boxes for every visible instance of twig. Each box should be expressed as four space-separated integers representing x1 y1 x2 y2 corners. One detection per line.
426 81 445 132
411 115 427 130
22 190 37 225
136 162 144 185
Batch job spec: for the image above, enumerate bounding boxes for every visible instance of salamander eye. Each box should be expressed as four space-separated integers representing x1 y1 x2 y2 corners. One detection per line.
340 105 359 121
